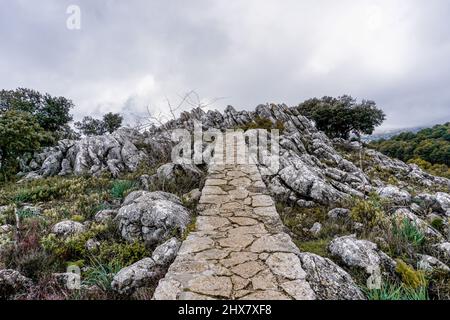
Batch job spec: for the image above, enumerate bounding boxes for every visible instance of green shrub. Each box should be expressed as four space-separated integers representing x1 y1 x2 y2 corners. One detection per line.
350 196 385 229
71 215 85 223
96 241 148 267
111 180 136 199
396 259 427 289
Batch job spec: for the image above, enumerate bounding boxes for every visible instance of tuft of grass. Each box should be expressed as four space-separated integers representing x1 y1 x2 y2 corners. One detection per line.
395 218 425 247
17 208 37 219
82 256 123 291
430 217 444 232
364 280 428 300
110 180 136 199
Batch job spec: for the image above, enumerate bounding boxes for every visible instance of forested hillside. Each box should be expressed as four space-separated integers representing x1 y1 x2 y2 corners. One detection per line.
370 123 450 178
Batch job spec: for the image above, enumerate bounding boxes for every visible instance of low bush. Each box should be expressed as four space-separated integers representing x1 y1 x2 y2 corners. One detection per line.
349 196 386 229
395 259 427 289
238 116 285 133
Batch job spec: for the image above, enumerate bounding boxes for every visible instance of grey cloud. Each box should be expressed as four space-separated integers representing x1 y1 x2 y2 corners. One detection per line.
0 0 449 130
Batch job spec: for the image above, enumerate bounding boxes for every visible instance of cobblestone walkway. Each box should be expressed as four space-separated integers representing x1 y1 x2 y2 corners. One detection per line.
153 151 316 299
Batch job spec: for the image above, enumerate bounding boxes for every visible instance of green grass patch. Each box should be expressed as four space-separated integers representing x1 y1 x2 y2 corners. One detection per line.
296 238 331 257
364 281 428 300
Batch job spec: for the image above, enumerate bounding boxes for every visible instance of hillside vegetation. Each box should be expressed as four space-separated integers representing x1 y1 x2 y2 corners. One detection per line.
370 123 450 178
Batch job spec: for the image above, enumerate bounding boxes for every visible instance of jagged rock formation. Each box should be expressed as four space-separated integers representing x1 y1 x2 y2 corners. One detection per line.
20 104 449 209
19 128 171 179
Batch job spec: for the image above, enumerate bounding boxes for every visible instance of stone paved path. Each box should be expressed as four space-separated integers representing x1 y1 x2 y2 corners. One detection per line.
153 144 316 300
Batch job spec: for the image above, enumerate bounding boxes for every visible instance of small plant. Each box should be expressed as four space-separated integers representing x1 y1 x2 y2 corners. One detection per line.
71 215 85 223
350 196 385 229
17 208 37 219
364 280 428 300
395 218 425 247
83 256 123 291
182 217 197 240
110 180 136 199
430 217 444 232
395 259 427 289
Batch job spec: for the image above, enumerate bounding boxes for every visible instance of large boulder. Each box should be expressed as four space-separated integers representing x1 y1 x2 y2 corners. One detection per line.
376 185 411 204
140 163 204 191
0 269 32 299
51 220 85 238
111 258 157 295
328 235 396 276
299 252 366 300
155 163 203 183
111 238 181 294
115 191 190 246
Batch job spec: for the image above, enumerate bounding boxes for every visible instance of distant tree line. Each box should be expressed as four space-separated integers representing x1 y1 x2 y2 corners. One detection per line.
370 123 450 178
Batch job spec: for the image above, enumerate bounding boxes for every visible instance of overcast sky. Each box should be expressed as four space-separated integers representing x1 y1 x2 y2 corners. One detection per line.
1 0 450 131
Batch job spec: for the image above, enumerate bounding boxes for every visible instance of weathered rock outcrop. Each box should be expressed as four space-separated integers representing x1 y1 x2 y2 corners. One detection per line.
0 269 32 299
328 235 396 276
19 104 450 210
19 128 171 179
139 162 204 190
298 252 366 300
115 191 191 246
111 238 181 294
